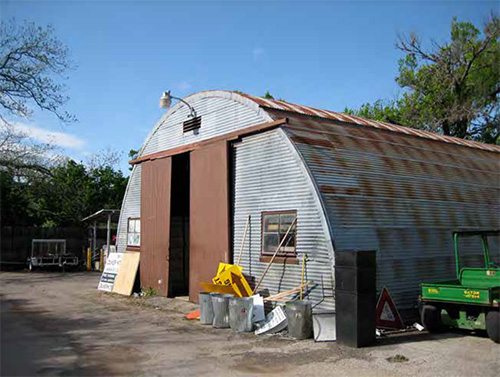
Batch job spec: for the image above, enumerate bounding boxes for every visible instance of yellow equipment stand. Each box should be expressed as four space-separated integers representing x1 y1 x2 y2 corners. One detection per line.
86 247 91 271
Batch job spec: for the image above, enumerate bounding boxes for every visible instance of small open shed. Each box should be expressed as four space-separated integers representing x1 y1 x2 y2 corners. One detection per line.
117 90 499 315
82 209 120 254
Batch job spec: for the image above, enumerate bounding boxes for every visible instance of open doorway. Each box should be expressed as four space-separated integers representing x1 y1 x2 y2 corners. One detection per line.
168 153 190 297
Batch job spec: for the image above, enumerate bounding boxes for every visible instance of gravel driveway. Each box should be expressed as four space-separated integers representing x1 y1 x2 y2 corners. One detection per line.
1 271 498 376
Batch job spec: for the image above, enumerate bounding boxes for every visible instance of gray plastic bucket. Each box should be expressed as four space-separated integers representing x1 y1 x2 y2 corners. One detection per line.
199 292 220 325
229 297 254 333
285 301 313 339
212 293 234 328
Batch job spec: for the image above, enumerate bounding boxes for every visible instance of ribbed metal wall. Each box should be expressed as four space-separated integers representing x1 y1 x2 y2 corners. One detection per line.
232 129 335 312
276 112 500 310
117 164 141 254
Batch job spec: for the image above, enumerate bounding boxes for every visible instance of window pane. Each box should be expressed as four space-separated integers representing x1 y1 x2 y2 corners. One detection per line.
128 219 134 232
263 233 279 253
135 220 140 233
128 233 140 247
280 232 295 252
264 215 279 232
280 214 296 233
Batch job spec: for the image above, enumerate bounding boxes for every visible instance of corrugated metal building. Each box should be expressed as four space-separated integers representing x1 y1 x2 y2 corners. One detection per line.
119 90 500 315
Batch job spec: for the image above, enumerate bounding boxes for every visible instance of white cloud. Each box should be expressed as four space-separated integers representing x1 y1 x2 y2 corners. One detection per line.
177 81 193 91
252 47 265 60
11 122 86 150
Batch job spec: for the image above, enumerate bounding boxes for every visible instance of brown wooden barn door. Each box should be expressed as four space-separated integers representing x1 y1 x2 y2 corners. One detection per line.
190 141 230 302
140 157 172 296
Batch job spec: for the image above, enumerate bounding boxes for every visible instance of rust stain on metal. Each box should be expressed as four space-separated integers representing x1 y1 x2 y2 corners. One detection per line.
140 157 172 296
239 93 500 153
289 135 332 149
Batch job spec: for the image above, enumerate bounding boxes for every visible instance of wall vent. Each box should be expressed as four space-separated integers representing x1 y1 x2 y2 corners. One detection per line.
183 116 201 133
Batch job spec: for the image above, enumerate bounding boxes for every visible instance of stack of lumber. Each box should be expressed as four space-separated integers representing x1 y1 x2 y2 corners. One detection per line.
264 281 314 302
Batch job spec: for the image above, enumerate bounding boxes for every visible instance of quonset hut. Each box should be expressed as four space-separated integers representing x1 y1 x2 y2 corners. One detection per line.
119 90 500 315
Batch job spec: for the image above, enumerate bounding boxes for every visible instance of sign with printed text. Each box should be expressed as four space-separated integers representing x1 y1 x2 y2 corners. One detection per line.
98 252 124 292
375 286 405 329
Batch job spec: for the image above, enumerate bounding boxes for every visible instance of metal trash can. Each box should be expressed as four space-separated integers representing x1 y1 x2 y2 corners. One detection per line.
229 297 254 333
285 301 313 339
199 292 219 325
212 293 234 328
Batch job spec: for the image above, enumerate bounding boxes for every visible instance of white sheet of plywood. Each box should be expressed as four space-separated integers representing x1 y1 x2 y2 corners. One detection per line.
98 252 124 292
112 251 140 296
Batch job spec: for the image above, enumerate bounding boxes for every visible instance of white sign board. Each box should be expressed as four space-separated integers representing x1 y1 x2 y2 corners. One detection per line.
255 306 288 335
98 252 124 292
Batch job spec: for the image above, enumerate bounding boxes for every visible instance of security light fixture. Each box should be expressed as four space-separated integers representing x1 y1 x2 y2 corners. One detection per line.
159 90 197 118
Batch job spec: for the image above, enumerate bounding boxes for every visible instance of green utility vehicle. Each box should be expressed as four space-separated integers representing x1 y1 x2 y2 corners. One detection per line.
420 231 500 343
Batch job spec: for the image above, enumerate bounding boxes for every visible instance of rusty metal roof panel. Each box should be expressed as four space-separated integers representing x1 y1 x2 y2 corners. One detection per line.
279 112 499 309
238 92 500 153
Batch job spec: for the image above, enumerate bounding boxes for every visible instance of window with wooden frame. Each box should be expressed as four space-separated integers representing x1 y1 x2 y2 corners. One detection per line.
261 211 297 257
127 218 141 247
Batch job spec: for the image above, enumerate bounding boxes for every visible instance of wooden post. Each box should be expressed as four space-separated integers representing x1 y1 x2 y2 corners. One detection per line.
236 215 250 266
99 248 104 272
300 253 306 300
252 217 297 294
93 221 97 253
106 213 111 257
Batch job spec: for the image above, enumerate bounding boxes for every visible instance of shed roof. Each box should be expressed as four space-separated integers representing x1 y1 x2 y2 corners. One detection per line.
82 209 121 222
238 92 500 153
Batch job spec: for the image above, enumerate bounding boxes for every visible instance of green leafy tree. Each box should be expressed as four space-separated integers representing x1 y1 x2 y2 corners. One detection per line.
1 159 128 227
263 90 274 99
346 15 500 144
344 100 403 125
128 149 139 171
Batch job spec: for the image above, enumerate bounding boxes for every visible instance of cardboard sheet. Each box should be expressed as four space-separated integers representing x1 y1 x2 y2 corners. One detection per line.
112 251 140 296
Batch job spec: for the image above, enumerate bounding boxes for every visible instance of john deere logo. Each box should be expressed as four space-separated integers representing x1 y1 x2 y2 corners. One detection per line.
427 288 439 294
463 290 480 299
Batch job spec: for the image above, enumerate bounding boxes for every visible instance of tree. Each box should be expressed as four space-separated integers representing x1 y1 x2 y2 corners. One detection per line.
346 15 500 144
128 149 139 171
263 90 274 99
1 159 128 227
86 147 122 170
344 99 403 125
0 20 75 175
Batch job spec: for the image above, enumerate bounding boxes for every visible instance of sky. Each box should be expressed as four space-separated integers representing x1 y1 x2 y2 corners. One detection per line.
2 0 498 173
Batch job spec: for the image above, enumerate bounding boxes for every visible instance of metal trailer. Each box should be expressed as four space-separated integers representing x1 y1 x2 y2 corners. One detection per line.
28 239 79 271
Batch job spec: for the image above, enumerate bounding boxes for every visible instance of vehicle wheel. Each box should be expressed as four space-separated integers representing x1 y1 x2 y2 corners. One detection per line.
28 261 34 272
486 311 500 343
421 304 445 333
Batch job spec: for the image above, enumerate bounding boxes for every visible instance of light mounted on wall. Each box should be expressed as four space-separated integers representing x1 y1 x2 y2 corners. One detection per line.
159 90 197 118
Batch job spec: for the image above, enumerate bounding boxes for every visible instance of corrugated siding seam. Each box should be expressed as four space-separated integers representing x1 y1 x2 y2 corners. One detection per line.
285 121 499 310
117 164 142 253
232 129 335 312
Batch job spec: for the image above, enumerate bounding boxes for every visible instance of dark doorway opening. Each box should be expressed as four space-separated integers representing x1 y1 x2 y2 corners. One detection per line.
168 153 190 297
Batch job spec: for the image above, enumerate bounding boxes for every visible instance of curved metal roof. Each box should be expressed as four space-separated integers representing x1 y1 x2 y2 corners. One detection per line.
237 92 500 153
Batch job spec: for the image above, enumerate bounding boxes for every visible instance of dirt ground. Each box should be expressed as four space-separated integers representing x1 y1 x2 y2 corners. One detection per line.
0 272 498 377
